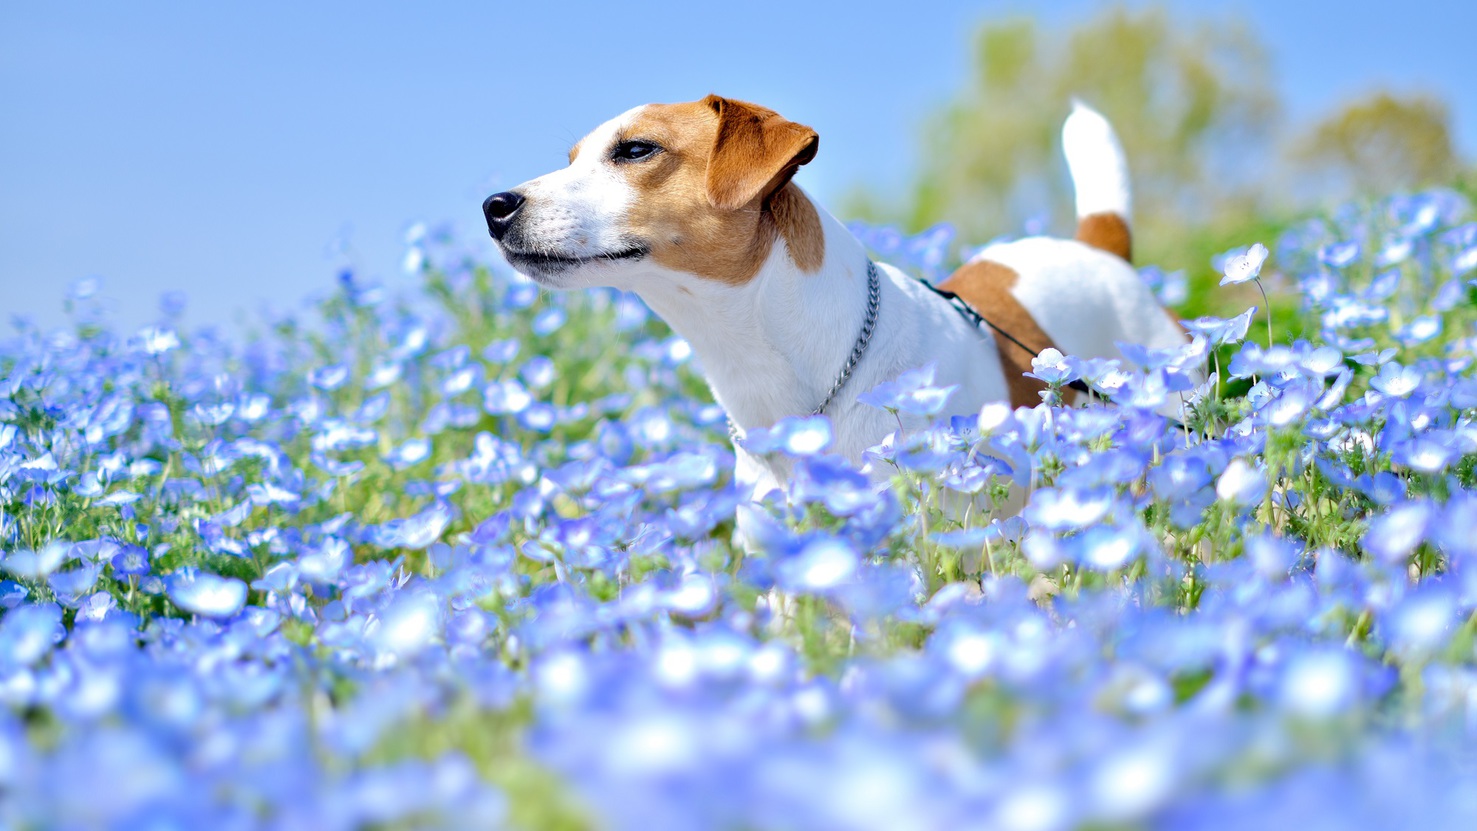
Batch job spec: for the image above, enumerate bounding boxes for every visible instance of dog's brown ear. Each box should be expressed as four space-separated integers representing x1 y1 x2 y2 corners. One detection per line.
703 94 819 211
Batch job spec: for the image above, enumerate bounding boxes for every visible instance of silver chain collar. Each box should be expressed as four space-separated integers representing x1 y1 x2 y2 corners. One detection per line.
727 260 882 447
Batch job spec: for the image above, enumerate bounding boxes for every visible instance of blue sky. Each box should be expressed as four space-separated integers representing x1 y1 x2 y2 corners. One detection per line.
3 0 1473 331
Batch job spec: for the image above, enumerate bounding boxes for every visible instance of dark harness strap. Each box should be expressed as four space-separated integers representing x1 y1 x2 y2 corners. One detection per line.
918 278 1195 433
919 281 1094 397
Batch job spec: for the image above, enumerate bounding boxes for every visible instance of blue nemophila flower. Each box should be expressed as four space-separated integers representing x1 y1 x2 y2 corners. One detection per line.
976 401 1016 435
1394 315 1442 346
1371 361 1425 398
1022 533 1072 568
1350 347 1398 367
370 592 444 662
308 363 350 390
738 415 834 457
0 603 62 666
1258 381 1318 427
858 364 959 415
1219 243 1269 285
49 563 100 606
1074 524 1143 571
1389 588 1455 656
521 355 557 389
1362 500 1436 563
1023 487 1114 531
298 537 351 585
1 541 72 580
1278 649 1362 718
777 538 858 592
1244 533 1303 580
1433 493 1477 560
440 364 482 396
137 326 180 355
1390 435 1457 474
1086 737 1182 825
1184 307 1255 346
371 501 455 549
247 481 301 508
1027 348 1079 386
384 437 432 469
1318 240 1361 268
1216 458 1267 507
483 379 533 415
165 568 247 619
532 307 566 336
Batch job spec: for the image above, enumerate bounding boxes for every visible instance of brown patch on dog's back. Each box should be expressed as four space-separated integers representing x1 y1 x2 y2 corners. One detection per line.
1075 211 1132 262
609 98 823 284
937 260 1075 408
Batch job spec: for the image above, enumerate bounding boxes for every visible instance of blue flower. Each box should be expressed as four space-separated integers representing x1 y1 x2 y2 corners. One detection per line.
1074 524 1142 571
1023 487 1114 531
384 438 432 469
777 538 858 592
1317 240 1361 268
1184 307 1256 346
742 416 834 457
48 563 101 606
1362 501 1435 563
1 542 72 580
1026 348 1079 386
1278 649 1360 718
137 326 181 355
308 363 350 390
370 593 444 661
1370 362 1421 397
483 379 533 415
166 568 247 619
1219 243 1269 285
0 603 62 666
372 501 456 549
1216 458 1267 507
858 365 959 415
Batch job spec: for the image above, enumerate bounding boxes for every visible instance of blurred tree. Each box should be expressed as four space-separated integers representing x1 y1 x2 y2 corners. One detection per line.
844 4 1281 273
1288 91 1463 198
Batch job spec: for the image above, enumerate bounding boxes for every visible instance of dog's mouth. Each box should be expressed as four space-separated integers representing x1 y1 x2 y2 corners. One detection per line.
499 245 648 273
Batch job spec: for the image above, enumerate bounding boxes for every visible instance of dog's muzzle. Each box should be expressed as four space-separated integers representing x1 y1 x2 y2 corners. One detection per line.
482 191 525 241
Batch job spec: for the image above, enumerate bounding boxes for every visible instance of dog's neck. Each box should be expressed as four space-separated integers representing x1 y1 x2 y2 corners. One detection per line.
617 188 873 433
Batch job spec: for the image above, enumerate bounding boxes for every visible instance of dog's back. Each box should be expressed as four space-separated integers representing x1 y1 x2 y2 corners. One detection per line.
937 101 1188 407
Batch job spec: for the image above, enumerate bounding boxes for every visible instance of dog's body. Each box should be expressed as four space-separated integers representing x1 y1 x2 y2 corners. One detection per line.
483 96 1188 501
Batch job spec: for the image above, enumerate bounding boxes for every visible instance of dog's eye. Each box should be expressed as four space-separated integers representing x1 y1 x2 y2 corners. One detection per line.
611 140 661 163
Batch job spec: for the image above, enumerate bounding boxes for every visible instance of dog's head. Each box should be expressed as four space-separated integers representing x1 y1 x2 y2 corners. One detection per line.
483 95 823 289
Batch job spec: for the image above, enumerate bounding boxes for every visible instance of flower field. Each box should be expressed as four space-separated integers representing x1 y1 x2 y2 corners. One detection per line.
4 190 1477 830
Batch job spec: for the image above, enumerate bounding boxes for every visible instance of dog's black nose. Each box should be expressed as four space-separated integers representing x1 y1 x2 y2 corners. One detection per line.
482 191 525 239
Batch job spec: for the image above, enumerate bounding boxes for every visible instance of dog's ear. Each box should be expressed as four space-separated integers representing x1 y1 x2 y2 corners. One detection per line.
703 95 819 211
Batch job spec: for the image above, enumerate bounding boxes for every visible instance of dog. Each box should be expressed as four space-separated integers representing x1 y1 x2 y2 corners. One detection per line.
482 95 1189 501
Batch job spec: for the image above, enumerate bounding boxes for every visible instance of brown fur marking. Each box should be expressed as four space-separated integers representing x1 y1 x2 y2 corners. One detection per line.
768 183 824 272
936 260 1075 409
702 95 818 211
1075 211 1132 262
595 97 822 284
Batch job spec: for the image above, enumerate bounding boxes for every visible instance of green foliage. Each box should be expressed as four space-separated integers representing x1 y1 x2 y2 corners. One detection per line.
844 3 1473 328
1290 90 1465 198
846 5 1279 274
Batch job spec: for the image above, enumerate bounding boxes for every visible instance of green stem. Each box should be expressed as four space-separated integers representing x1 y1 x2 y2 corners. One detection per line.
1254 278 1274 347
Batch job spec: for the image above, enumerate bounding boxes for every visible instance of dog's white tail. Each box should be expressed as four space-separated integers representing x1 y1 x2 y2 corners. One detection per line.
1062 99 1133 262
